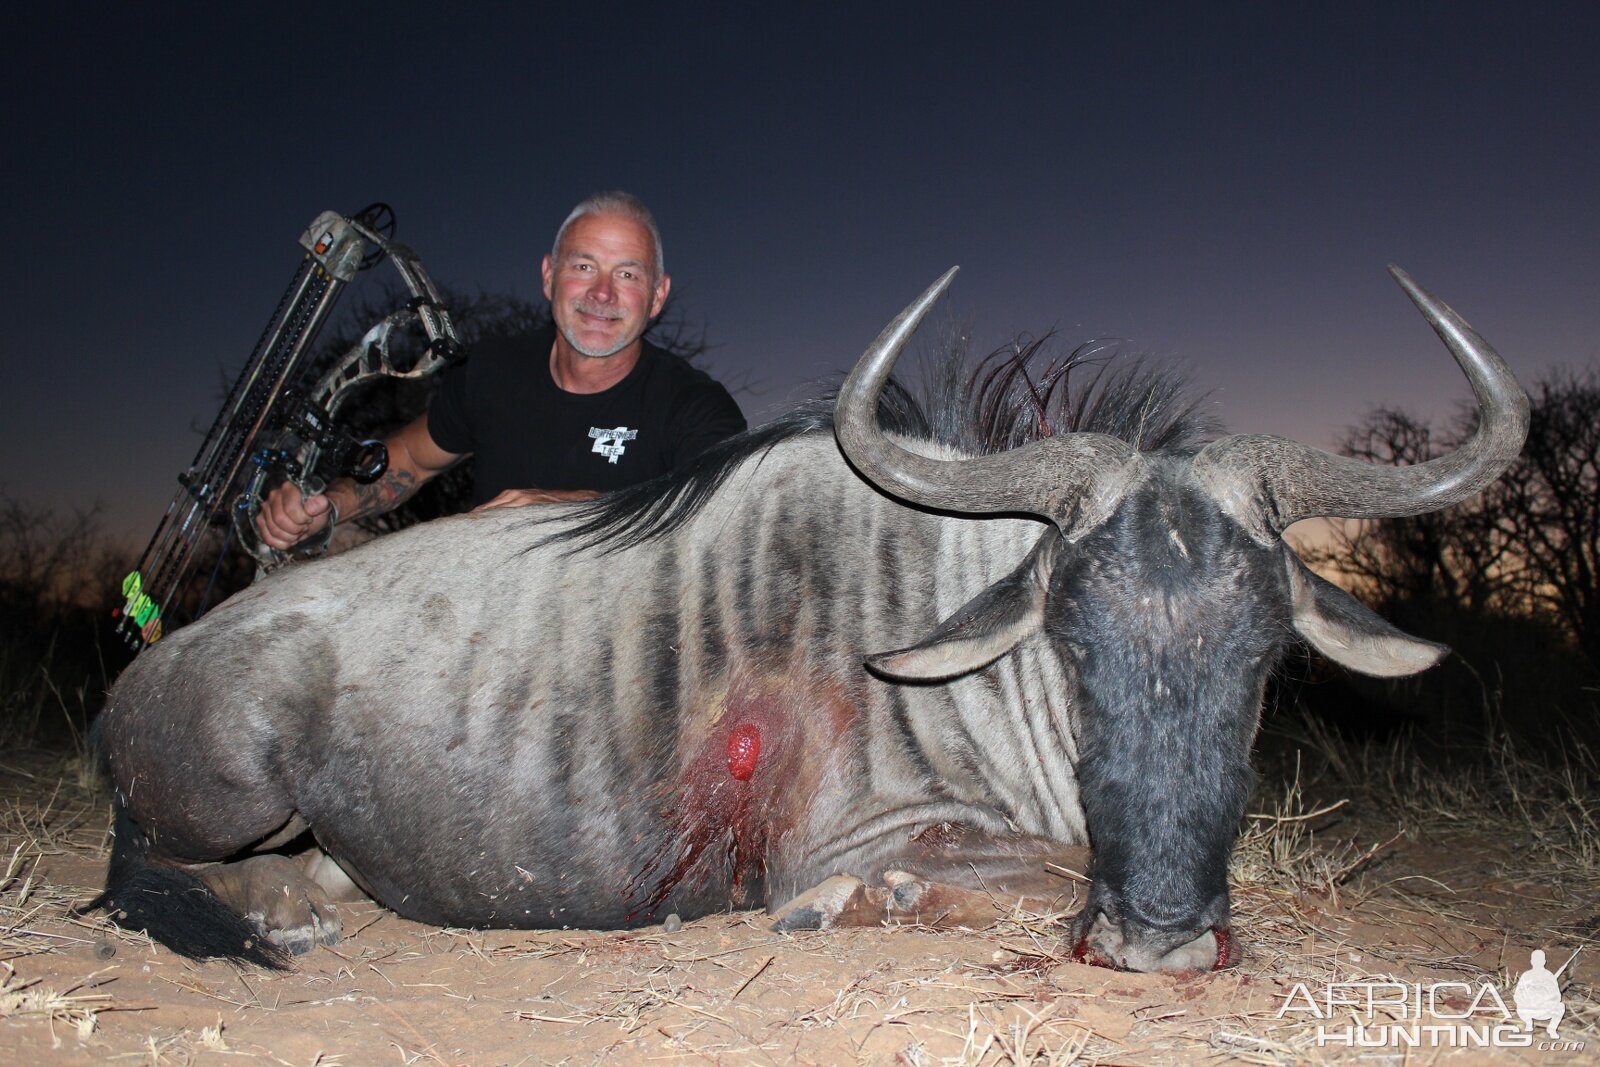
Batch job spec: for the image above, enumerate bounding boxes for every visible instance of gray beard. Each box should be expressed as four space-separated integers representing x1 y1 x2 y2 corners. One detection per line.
561 324 631 359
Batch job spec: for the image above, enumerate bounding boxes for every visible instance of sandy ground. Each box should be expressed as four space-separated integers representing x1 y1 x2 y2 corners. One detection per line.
2 750 1595 1065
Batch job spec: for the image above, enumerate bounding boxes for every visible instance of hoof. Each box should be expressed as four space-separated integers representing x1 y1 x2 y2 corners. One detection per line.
884 870 927 911
260 901 342 956
770 870 1007 931
770 875 868 931
203 855 343 957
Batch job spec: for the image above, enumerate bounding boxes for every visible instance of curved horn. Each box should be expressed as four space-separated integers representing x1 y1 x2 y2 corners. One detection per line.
834 269 1136 535
1193 266 1530 539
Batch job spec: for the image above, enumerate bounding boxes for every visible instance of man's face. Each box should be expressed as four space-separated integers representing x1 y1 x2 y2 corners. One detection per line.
542 212 670 359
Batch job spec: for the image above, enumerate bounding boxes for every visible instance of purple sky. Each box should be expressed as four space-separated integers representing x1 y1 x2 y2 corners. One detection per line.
4 5 1596 547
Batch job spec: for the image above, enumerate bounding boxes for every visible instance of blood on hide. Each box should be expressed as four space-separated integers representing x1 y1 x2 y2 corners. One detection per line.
726 723 761 780
622 673 862 925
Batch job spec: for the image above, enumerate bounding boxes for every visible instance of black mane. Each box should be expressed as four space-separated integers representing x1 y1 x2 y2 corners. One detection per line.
535 338 1219 554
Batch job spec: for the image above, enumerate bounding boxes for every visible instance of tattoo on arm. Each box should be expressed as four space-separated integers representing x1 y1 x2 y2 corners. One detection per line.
340 468 421 522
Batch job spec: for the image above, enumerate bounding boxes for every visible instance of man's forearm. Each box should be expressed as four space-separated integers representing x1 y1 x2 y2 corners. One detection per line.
314 415 460 529
325 466 424 524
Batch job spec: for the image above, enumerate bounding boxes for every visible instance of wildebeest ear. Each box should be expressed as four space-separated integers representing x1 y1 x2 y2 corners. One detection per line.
868 533 1057 681
1286 553 1449 677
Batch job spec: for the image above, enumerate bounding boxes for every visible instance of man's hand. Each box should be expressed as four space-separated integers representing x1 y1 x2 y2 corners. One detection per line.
473 488 600 511
256 482 335 549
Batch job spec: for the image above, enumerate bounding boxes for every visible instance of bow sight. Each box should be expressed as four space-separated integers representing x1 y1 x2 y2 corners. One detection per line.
113 204 461 652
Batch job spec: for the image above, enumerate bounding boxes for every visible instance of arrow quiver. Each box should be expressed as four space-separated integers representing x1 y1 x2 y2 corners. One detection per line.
114 205 461 652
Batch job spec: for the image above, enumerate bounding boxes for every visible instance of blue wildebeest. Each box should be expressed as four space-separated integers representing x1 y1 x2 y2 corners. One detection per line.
90 267 1527 973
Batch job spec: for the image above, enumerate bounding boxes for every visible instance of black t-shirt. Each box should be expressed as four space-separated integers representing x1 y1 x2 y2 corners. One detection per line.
427 326 747 505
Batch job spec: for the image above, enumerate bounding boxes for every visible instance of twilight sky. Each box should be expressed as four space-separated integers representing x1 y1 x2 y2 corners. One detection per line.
4 4 1596 547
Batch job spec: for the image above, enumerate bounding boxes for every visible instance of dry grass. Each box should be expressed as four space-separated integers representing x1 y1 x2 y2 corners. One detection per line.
1209 712 1600 1059
0 755 119 967
491 921 1138 1066
0 723 1595 1064
0 962 112 1045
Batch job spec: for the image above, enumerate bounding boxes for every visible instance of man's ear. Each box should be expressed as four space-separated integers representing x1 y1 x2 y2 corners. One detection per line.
651 272 672 319
1287 553 1449 677
867 533 1057 681
540 254 555 301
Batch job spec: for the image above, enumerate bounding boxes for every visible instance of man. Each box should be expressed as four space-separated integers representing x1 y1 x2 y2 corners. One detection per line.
257 192 747 550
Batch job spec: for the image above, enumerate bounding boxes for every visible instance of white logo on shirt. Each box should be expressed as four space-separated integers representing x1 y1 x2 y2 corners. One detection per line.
588 426 639 464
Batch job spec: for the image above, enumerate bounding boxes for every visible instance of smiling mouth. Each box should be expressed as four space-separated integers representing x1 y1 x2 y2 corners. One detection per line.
575 303 624 323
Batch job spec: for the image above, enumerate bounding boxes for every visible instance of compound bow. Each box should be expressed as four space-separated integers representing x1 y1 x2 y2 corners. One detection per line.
114 205 461 651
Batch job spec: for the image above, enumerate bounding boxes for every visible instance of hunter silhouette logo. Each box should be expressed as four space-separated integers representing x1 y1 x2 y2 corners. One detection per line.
589 426 638 464
1515 948 1575 1038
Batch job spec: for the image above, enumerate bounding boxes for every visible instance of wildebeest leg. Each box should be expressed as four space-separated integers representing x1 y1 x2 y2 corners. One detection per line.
195 854 342 956
189 841 374 956
772 825 1089 931
303 847 371 903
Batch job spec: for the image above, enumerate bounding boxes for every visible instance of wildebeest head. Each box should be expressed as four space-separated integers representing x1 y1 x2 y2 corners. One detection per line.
835 267 1528 972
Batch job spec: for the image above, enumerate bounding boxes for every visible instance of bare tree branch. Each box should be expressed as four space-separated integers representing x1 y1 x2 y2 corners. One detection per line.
1308 368 1600 669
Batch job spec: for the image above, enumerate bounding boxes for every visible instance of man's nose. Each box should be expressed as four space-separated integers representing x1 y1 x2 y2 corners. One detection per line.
588 273 617 302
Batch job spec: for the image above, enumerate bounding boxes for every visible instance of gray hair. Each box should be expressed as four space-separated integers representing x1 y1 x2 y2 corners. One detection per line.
551 191 665 279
